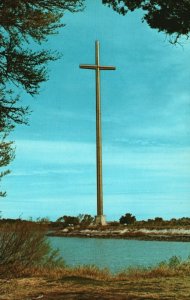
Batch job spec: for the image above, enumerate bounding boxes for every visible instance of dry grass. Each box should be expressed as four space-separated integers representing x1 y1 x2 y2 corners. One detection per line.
1 257 190 299
18 255 190 281
1 274 190 299
0 222 64 278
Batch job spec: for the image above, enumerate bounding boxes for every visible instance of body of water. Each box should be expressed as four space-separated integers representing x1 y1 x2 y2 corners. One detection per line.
49 237 190 273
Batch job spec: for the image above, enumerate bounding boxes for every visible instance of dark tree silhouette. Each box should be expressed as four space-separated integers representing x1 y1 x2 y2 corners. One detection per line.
102 0 190 43
0 0 84 196
57 215 80 226
119 213 136 225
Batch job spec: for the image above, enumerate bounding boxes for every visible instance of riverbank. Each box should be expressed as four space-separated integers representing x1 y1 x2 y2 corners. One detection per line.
48 227 190 242
1 275 189 299
1 258 190 300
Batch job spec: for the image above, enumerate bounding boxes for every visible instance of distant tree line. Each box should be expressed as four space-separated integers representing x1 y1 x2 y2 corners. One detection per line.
140 217 190 227
119 214 190 227
1 214 190 228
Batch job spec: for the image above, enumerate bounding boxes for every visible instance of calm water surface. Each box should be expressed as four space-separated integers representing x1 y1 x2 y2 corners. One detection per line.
49 237 190 273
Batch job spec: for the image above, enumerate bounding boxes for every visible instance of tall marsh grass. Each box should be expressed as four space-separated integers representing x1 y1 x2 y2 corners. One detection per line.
21 255 190 281
116 255 190 279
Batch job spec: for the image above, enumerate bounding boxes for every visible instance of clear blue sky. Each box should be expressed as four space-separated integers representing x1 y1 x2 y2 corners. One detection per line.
1 0 190 221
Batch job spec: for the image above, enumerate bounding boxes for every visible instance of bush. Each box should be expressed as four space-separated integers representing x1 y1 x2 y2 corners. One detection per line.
56 215 80 226
78 214 95 227
0 222 64 278
56 214 95 227
119 213 136 225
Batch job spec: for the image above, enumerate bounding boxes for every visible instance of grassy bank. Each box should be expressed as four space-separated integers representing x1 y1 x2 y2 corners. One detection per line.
1 256 190 299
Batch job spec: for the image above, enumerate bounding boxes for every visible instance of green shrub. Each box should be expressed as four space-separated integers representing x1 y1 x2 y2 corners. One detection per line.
119 213 136 225
168 256 181 267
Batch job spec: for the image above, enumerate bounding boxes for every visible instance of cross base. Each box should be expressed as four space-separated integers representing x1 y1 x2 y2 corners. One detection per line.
95 215 107 226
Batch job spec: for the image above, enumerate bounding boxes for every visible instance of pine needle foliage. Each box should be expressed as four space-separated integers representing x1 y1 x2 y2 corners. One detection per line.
103 0 190 44
0 0 84 196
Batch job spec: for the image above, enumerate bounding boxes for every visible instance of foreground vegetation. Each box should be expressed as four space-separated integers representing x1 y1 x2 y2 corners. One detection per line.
1 256 190 299
1 275 189 299
0 221 190 299
0 222 64 278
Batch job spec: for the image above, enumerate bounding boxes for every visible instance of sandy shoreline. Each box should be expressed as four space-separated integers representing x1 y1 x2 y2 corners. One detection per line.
48 228 190 242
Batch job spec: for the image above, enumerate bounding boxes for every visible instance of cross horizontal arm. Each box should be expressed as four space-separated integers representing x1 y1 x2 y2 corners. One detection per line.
80 64 116 71
79 64 97 70
99 66 116 70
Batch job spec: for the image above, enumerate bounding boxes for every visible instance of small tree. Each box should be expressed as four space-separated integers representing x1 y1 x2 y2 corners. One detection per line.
56 215 80 226
119 213 136 225
78 214 95 226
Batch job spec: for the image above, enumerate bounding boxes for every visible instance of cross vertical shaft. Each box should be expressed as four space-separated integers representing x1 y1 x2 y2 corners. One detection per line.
95 41 103 217
79 41 116 225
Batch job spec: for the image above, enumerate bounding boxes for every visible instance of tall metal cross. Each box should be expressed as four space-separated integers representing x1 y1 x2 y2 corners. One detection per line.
79 41 116 225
